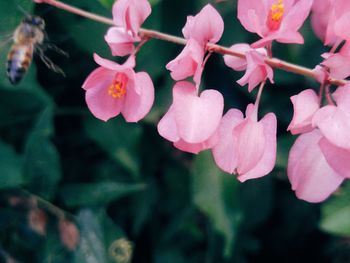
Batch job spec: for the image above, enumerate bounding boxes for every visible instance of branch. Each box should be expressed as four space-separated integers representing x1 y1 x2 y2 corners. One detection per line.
35 0 347 87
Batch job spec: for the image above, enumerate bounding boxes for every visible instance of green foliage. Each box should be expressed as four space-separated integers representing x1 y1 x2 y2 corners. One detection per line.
320 183 350 236
192 151 241 257
0 141 23 189
60 181 146 207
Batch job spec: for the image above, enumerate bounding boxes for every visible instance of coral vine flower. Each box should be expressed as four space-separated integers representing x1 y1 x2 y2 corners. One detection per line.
288 129 345 203
166 39 204 85
313 85 350 150
167 4 224 84
287 89 319 134
112 0 151 36
324 0 350 45
105 0 151 56
82 54 154 122
212 104 277 182
224 44 274 92
182 4 224 45
310 0 336 45
157 81 224 154
321 42 350 79
237 0 313 47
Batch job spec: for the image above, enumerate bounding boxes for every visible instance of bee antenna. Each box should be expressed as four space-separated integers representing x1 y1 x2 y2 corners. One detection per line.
17 5 30 17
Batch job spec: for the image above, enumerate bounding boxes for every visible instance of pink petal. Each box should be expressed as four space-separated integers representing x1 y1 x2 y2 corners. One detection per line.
112 0 151 35
85 82 124 122
280 0 313 32
321 53 350 79
212 109 244 174
287 89 319 134
237 50 273 92
319 137 350 179
93 53 125 71
166 39 204 84
287 130 344 203
334 11 350 41
223 43 251 71
82 67 115 91
122 72 154 122
333 84 350 105
173 82 224 143
157 105 180 142
174 131 219 154
234 119 266 176
237 112 277 182
313 105 350 150
182 4 224 44
105 27 136 57
237 0 267 35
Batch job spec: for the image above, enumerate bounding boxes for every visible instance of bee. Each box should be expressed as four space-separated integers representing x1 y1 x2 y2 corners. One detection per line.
6 15 65 85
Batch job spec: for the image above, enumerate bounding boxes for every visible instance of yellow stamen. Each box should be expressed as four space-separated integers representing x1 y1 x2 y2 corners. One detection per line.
270 0 284 22
267 0 284 31
107 73 127 99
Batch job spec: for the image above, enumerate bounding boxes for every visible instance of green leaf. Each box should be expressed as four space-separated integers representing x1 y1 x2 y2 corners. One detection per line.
97 0 114 9
60 181 146 208
191 151 240 257
84 116 143 176
23 108 61 200
0 141 23 189
74 208 128 263
320 183 350 236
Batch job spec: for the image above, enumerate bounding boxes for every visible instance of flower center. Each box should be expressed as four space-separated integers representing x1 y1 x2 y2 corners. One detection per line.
108 73 128 98
267 0 284 31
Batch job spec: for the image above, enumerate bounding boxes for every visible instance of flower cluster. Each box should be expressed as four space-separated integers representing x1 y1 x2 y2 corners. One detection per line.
79 0 350 203
83 0 154 122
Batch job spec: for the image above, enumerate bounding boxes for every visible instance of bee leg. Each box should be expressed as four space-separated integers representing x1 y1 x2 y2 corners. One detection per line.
46 43 69 58
37 47 66 77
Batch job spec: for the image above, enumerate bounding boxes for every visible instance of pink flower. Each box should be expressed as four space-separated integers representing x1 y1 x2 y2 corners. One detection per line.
288 129 345 203
166 39 204 85
313 85 350 150
325 0 350 45
105 27 136 57
157 81 224 154
224 44 274 92
112 0 151 36
212 104 277 182
182 4 224 45
105 0 151 56
82 54 154 122
287 89 319 134
310 0 336 45
237 0 313 47
321 42 350 79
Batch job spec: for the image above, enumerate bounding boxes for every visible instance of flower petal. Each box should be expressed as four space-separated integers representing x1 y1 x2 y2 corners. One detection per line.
313 105 350 150
82 67 115 91
173 82 224 143
182 4 224 44
237 112 277 182
122 72 154 122
212 109 244 174
287 89 319 134
320 137 350 179
287 130 344 203
85 83 124 122
105 27 136 57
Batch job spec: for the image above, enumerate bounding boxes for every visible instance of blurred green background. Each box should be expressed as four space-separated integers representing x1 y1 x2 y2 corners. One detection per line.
0 0 350 262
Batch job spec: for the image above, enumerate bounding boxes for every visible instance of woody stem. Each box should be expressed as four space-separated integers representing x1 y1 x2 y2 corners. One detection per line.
36 0 347 87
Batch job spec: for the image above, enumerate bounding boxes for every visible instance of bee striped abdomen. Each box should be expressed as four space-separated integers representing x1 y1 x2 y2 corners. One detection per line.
7 44 33 85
